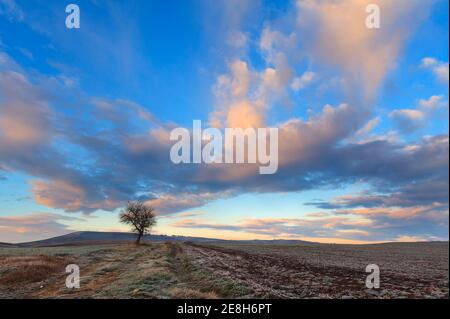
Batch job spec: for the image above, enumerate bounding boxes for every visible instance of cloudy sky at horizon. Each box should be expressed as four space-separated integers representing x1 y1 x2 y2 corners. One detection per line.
0 0 448 244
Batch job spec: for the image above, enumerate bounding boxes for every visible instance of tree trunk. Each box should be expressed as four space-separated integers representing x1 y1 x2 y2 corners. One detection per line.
136 232 143 245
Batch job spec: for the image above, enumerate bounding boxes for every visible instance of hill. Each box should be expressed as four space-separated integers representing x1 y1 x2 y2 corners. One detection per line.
11 231 315 247
0 242 17 247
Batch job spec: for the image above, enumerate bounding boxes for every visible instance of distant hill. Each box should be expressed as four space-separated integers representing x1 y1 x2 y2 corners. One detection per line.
15 231 225 247
0 242 17 247
10 231 315 247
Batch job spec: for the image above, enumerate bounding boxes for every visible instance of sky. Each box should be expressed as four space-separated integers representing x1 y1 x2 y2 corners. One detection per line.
0 0 448 244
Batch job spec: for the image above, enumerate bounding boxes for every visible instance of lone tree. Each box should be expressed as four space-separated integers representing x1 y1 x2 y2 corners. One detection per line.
119 201 156 245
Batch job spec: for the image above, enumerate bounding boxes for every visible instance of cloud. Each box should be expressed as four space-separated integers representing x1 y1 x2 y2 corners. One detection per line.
395 235 431 242
171 208 447 242
296 0 432 101
209 0 430 132
390 109 426 133
353 117 381 139
209 59 269 128
335 229 369 237
171 215 375 240
310 180 449 211
201 0 260 59
421 57 449 84
418 95 447 111
226 31 248 48
158 211 207 219
0 0 24 22
0 0 447 243
32 179 122 213
389 95 448 133
0 71 52 145
0 213 80 243
1 57 447 220
291 71 316 91
144 192 233 216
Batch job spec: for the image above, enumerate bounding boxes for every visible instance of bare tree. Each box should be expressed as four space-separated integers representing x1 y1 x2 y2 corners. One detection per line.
119 201 156 244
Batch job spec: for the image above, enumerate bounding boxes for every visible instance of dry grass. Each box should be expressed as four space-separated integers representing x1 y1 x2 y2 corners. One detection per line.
0 255 69 285
166 242 251 298
169 287 218 299
1 242 447 299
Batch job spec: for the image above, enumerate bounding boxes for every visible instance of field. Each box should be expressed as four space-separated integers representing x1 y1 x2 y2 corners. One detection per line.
0 241 448 299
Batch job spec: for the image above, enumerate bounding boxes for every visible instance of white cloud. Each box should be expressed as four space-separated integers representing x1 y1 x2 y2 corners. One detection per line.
291 71 316 91
421 57 449 84
418 95 447 111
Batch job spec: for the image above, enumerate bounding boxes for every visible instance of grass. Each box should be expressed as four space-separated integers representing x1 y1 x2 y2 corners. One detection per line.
0 245 114 256
0 242 448 299
0 243 250 298
167 242 251 298
0 255 70 285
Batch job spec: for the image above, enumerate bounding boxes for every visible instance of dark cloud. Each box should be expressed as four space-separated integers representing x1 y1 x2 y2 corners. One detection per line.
307 179 449 210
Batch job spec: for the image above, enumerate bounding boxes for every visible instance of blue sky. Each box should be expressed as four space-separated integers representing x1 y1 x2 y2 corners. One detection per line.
0 0 448 243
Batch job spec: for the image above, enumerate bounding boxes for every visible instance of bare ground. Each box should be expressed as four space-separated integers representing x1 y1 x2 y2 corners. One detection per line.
186 242 449 298
0 241 447 299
